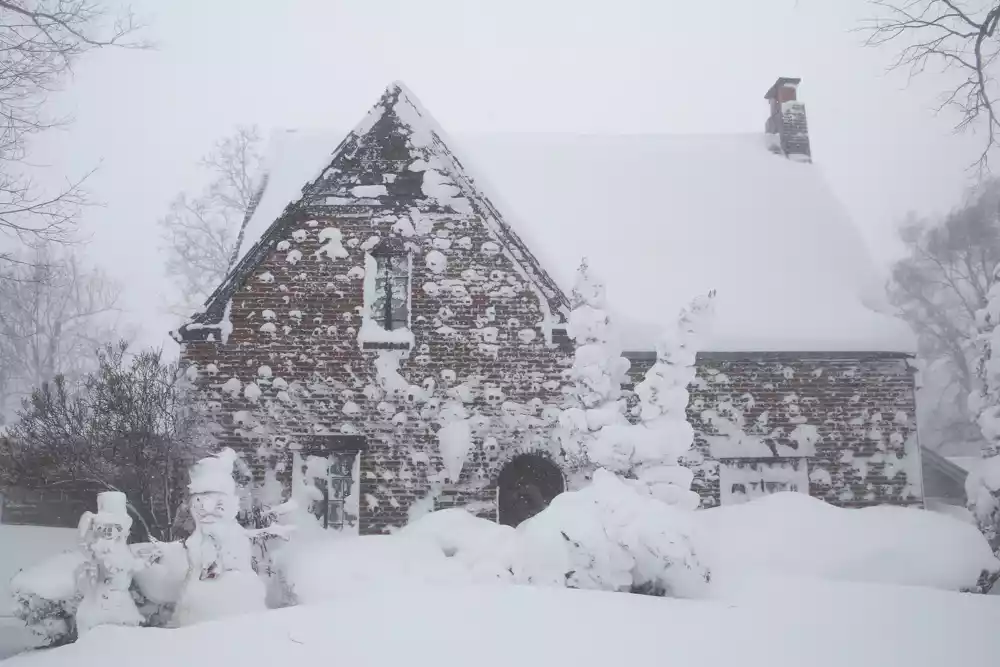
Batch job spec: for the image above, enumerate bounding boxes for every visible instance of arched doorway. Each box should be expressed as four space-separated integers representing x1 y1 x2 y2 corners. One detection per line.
497 453 565 527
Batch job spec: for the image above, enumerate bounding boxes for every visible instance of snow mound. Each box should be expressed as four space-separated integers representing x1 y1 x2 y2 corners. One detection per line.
6 580 1000 667
695 491 998 592
512 469 707 596
277 533 474 603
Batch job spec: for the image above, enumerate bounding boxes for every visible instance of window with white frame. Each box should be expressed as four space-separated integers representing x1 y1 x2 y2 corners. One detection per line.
369 240 410 331
719 459 809 505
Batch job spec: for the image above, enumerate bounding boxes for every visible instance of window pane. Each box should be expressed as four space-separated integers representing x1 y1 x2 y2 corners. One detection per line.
370 255 409 330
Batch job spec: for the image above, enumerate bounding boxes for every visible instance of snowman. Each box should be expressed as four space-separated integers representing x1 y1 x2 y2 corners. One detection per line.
172 448 266 626
74 491 146 635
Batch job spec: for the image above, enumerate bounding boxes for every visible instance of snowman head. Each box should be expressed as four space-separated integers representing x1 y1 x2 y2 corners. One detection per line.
190 491 235 524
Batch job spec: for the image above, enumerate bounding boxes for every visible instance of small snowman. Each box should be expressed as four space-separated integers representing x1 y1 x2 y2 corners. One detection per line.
74 491 146 635
172 448 266 626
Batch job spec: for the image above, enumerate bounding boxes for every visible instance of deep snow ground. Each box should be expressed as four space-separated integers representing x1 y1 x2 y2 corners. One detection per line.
6 577 1000 667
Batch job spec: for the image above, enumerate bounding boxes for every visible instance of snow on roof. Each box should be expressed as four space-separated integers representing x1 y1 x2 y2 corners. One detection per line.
235 84 914 353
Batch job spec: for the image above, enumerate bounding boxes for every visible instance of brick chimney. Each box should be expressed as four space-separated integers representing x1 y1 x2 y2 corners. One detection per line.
764 77 811 162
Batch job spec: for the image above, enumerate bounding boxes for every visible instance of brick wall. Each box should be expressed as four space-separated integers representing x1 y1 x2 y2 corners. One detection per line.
626 351 921 508
181 209 571 534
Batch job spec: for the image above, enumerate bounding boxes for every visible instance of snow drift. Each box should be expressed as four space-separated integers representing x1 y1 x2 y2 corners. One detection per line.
6 579 1000 667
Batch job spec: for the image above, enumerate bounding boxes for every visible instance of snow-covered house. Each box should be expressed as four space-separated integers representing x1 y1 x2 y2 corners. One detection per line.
174 78 922 534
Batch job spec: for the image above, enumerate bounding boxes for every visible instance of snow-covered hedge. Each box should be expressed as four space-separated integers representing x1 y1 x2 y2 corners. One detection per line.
277 486 997 603
695 491 999 592
9 552 84 648
8 541 190 646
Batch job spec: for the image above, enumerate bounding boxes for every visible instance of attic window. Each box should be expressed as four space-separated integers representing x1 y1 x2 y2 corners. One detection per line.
358 239 413 352
370 240 410 331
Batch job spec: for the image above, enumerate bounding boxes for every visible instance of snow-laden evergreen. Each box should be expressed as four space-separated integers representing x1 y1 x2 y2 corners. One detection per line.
556 259 713 510
969 268 1000 566
556 259 633 473
631 292 715 509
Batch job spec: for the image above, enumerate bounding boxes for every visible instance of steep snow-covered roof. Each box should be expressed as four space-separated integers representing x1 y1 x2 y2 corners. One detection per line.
233 83 914 353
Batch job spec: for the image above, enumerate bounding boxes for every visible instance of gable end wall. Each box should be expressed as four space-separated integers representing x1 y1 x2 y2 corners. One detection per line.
180 209 571 534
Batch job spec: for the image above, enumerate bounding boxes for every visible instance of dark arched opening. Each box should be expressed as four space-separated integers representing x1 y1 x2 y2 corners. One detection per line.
497 453 565 527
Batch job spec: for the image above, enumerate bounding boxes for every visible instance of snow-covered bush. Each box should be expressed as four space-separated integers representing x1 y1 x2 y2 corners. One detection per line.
969 266 1000 589
695 491 999 593
9 551 84 647
8 539 188 646
512 469 709 596
402 470 709 598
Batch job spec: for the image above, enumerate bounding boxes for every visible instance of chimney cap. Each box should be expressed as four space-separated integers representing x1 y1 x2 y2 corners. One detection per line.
764 77 802 99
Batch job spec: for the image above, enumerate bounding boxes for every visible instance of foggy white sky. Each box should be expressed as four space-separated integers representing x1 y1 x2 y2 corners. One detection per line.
26 0 991 352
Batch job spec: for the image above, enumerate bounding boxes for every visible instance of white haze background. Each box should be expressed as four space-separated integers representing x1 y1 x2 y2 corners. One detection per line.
17 0 989 351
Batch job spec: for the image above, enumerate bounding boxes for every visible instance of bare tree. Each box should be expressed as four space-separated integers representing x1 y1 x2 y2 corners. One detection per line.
889 178 1000 452
160 126 266 313
0 1 143 262
863 1 1000 169
0 342 209 540
0 243 121 423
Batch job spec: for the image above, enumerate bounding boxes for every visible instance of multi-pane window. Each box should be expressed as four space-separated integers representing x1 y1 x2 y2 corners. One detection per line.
719 460 809 505
311 451 359 532
370 245 410 330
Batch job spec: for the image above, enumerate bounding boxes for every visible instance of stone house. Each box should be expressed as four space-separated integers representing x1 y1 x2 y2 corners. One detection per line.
174 77 923 535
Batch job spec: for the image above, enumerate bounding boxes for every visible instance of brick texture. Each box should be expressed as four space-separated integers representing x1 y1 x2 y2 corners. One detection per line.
178 83 920 536
181 209 571 534
627 352 921 509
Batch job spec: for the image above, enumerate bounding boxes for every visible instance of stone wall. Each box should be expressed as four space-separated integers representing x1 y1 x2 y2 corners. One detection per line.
626 351 921 509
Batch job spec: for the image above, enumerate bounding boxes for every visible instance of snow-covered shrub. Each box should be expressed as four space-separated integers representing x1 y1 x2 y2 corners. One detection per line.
9 551 84 647
695 491 999 593
513 469 708 596
969 267 1000 589
399 508 518 582
403 470 709 598
9 539 192 646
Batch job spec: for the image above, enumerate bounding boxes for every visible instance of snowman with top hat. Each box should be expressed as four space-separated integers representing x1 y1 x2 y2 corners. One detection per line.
74 491 146 635
172 448 266 626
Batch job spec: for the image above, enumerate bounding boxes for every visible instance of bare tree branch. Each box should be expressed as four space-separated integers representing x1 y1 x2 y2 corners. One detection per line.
0 1 145 264
160 125 264 315
889 179 1000 451
0 342 209 541
0 241 123 423
863 0 1000 171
